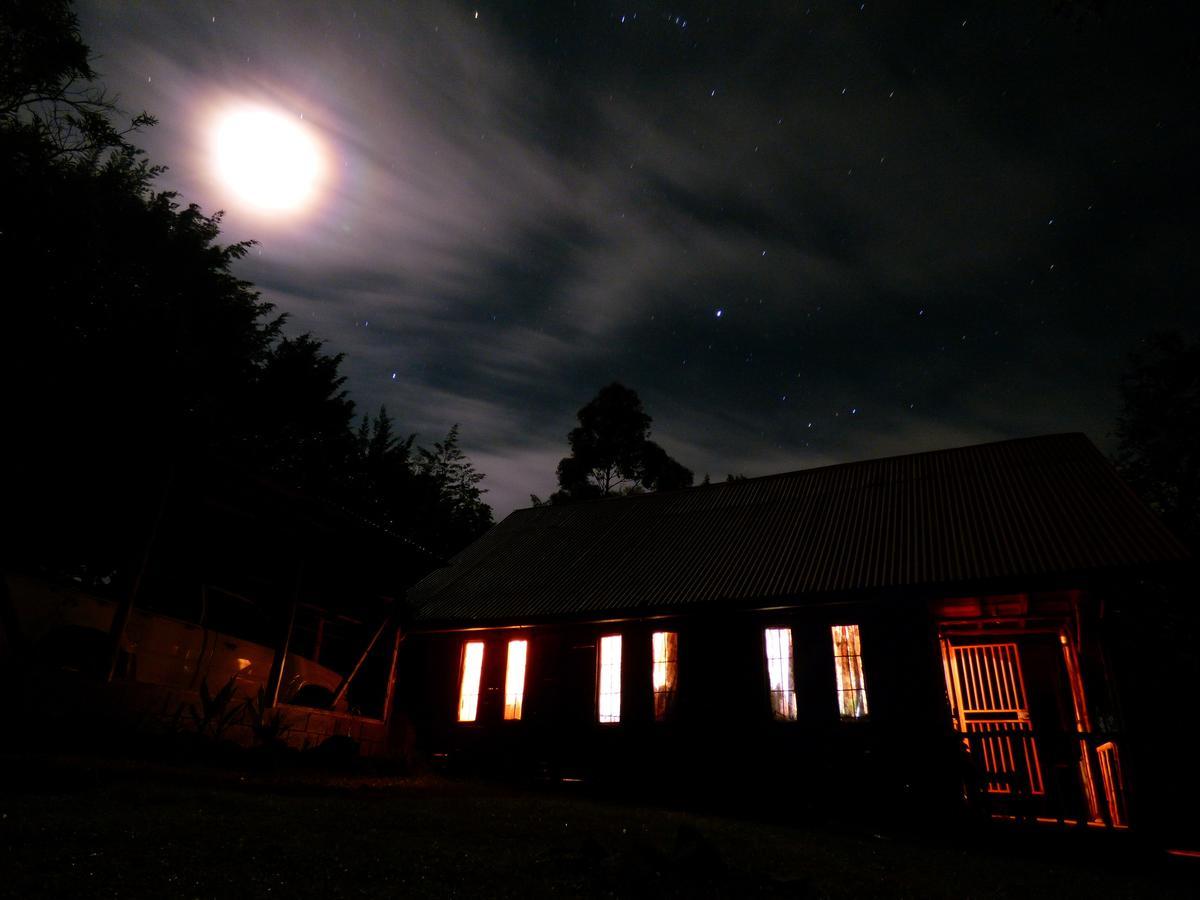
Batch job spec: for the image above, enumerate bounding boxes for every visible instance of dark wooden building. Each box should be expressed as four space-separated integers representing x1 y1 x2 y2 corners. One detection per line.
402 434 1191 828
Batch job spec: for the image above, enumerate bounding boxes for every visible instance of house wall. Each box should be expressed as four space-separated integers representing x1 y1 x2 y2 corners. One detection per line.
401 595 965 816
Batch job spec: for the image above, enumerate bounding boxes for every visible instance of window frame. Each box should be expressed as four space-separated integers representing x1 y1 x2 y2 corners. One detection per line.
763 625 798 721
830 623 869 721
596 633 623 725
651 630 679 722
457 639 485 723
502 638 528 721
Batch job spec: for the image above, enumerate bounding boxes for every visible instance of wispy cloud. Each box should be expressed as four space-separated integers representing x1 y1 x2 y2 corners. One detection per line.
76 1 1200 516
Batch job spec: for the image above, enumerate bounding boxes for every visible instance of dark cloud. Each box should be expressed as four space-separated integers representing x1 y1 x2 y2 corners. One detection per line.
76 1 1199 515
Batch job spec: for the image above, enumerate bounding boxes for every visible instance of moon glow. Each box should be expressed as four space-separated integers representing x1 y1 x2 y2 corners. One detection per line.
212 107 326 213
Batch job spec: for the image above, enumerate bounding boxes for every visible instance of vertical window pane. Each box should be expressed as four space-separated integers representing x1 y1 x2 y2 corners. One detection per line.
831 624 869 719
458 641 484 722
651 631 678 721
764 627 797 721
597 634 622 723
503 639 528 720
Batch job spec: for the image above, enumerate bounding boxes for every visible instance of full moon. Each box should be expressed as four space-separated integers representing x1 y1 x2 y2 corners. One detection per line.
212 107 326 213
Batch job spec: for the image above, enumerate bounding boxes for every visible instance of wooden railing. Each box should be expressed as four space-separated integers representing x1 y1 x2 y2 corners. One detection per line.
957 729 1128 828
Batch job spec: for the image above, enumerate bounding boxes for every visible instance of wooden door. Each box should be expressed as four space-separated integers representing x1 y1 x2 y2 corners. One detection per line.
946 642 1045 796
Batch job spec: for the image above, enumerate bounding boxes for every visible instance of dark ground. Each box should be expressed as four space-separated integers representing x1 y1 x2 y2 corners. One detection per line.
0 756 1193 899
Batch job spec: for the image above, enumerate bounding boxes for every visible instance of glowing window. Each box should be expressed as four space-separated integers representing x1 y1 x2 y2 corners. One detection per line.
457 641 484 722
651 631 678 721
764 627 797 720
597 635 622 723
831 624 869 719
503 639 528 720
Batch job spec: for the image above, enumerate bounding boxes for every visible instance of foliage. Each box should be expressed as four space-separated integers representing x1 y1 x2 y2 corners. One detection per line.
347 406 418 531
186 674 244 741
414 425 493 551
231 333 358 497
551 383 693 504
1114 332 1200 549
340 412 492 558
243 686 293 748
419 426 484 504
0 0 154 163
0 0 493 573
3 0 274 571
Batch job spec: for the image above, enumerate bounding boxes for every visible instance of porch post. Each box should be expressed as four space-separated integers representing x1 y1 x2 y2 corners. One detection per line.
330 611 394 709
265 558 304 708
381 623 404 723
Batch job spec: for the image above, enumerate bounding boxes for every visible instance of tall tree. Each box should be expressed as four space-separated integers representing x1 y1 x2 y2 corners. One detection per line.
229 333 357 496
1 0 495 573
1 0 152 162
0 3 355 568
552 383 693 503
346 406 417 533
2 1 278 571
414 425 493 556
1114 332 1200 549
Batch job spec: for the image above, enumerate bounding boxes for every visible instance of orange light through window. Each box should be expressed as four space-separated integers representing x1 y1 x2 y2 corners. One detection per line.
651 631 678 721
457 641 484 722
503 639 528 720
831 624 869 719
598 635 622 723
764 627 796 720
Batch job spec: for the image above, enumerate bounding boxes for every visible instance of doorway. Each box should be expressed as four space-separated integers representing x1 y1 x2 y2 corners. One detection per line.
940 630 1126 825
945 641 1044 796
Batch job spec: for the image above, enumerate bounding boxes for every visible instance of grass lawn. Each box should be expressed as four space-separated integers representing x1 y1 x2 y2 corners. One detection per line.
0 756 1192 898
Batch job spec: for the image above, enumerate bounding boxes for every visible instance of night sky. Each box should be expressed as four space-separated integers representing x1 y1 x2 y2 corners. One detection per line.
75 1 1198 517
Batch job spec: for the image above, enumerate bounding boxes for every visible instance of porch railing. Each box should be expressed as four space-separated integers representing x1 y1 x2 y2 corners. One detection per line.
957 729 1128 828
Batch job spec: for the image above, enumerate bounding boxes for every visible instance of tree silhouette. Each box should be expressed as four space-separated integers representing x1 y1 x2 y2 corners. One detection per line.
346 406 417 532
2 5 284 572
414 425 493 555
1 1 494 574
1114 332 1200 549
227 333 357 497
340 412 492 558
552 383 693 503
1 0 154 162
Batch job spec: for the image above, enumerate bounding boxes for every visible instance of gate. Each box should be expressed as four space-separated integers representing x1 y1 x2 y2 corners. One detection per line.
945 642 1044 796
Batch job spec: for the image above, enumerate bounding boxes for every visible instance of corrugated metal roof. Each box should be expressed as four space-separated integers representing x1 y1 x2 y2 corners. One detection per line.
409 434 1191 624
